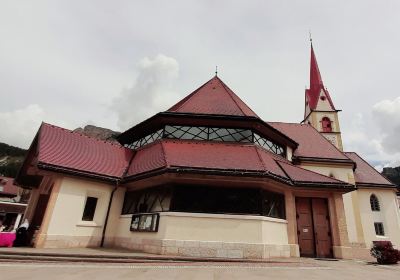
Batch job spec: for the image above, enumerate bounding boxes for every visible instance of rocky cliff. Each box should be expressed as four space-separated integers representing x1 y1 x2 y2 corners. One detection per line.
73 125 120 142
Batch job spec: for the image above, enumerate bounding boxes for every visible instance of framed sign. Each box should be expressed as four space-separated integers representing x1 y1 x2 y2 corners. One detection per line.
130 213 159 232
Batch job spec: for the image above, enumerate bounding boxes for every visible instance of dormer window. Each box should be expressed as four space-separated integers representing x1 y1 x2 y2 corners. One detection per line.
321 117 333 132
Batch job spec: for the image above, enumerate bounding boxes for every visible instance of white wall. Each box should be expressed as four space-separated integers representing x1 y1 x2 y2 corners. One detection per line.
358 189 400 248
115 212 288 245
46 176 113 239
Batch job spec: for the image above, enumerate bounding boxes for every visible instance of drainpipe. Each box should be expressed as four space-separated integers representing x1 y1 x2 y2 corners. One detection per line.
100 180 119 247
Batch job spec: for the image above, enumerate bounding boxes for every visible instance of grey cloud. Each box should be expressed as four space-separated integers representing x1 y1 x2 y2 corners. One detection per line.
112 54 180 131
372 97 400 154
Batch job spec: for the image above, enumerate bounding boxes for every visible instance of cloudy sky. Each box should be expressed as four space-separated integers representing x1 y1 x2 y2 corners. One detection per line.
1 1 399 170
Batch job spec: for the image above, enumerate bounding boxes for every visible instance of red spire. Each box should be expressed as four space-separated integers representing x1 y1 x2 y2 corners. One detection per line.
305 43 336 111
310 43 324 90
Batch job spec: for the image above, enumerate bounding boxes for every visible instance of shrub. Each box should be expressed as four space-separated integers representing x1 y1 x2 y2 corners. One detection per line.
370 241 400 264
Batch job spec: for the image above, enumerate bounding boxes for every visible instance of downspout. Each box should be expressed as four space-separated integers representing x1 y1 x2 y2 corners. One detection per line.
100 180 119 247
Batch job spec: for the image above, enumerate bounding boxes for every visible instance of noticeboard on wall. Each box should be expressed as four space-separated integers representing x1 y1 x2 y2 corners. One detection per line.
130 213 159 232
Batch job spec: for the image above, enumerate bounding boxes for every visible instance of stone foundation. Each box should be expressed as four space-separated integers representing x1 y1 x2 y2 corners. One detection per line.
35 234 101 248
113 237 294 259
333 243 374 261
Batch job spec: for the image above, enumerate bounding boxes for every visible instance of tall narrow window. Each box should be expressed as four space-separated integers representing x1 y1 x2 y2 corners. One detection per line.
374 222 385 236
370 194 380 211
82 197 98 221
321 117 333 132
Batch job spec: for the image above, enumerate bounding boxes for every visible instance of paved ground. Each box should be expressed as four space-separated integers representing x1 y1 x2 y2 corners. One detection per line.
0 259 399 280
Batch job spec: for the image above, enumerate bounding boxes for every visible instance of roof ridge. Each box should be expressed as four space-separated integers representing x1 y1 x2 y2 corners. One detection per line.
159 141 169 168
167 77 215 112
218 77 258 117
42 122 126 149
307 124 353 161
274 160 292 182
267 121 307 126
218 78 246 116
253 146 267 171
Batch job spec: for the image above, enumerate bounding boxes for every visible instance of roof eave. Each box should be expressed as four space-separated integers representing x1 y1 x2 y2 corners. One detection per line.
355 182 397 189
292 156 355 167
37 162 121 184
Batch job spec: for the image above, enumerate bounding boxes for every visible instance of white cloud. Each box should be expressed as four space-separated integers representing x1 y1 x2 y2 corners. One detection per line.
112 54 180 130
0 104 45 148
372 97 400 154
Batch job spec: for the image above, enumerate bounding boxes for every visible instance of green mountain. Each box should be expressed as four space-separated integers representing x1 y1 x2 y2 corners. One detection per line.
382 167 400 187
0 142 27 178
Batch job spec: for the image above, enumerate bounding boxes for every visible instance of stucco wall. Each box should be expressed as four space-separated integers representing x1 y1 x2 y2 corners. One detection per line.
44 176 113 247
357 189 400 248
114 212 288 245
299 164 354 184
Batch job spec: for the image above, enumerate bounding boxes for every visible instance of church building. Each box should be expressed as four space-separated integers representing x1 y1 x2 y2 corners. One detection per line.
16 44 400 260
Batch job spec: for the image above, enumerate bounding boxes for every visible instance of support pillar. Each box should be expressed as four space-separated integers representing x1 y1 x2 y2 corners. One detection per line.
284 190 299 257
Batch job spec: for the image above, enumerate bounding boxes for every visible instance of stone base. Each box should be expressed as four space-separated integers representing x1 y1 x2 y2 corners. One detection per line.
333 243 374 261
113 237 293 259
34 234 101 248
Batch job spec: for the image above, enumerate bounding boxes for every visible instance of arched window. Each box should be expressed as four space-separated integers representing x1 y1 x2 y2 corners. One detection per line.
321 117 333 132
370 194 380 211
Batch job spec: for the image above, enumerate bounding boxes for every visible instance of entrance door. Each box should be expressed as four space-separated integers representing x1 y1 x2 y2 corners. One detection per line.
296 197 333 258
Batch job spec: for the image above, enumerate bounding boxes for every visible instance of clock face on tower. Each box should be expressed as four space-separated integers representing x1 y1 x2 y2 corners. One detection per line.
323 134 337 146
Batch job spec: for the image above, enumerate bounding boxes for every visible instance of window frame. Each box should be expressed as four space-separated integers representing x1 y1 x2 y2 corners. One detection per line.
374 222 385 236
370 194 380 212
81 196 98 222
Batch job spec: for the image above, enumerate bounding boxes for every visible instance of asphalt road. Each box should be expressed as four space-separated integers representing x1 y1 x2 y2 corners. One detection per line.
0 259 399 280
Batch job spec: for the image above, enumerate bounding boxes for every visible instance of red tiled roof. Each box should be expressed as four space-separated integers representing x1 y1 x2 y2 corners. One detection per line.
344 152 394 187
306 44 336 111
267 122 350 161
126 140 278 177
126 139 351 188
167 76 259 117
37 123 134 179
0 176 18 196
26 123 352 188
276 161 347 185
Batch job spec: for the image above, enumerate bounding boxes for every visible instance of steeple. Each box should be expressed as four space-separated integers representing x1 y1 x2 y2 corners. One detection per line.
310 43 324 91
303 42 344 151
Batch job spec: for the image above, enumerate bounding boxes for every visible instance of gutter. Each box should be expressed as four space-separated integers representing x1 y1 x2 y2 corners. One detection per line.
100 180 119 247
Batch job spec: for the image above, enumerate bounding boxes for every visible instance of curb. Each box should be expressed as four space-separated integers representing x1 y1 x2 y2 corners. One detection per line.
0 250 298 264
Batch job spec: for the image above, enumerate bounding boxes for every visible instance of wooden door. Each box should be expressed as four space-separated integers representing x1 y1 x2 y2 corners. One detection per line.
296 197 333 258
312 198 333 258
296 198 315 257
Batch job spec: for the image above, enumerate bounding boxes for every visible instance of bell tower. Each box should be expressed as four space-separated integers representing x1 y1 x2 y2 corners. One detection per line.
303 42 344 151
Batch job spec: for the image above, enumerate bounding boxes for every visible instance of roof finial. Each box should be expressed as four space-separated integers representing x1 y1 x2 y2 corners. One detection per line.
215 66 218 76
309 30 312 44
